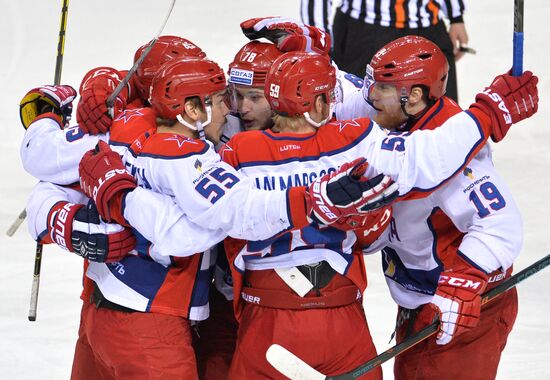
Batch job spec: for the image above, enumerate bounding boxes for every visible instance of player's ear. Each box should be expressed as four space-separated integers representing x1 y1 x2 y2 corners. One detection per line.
183 99 201 121
313 94 326 114
408 86 425 107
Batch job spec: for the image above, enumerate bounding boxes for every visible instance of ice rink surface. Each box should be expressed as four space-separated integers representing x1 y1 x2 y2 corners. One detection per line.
0 0 548 378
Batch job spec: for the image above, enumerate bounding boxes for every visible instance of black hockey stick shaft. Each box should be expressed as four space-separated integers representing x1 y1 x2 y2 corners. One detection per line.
512 0 524 76
28 0 70 322
106 0 176 116
327 253 550 379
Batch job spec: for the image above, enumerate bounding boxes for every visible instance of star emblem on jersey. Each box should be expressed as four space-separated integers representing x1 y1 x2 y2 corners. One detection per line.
164 135 198 149
218 144 233 161
336 119 361 132
114 108 144 123
463 167 474 180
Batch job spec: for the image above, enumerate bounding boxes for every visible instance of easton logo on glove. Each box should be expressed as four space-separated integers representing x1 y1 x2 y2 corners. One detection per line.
477 88 512 125
79 141 137 223
81 168 131 202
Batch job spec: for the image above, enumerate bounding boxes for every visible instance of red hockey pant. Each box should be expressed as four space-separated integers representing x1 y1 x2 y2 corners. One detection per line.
70 301 197 380
394 287 518 380
228 301 382 380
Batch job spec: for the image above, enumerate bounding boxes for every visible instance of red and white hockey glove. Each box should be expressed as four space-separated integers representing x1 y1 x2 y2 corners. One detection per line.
305 158 399 225
240 16 331 56
77 67 130 135
428 267 488 345
79 141 136 224
47 200 136 262
471 70 538 142
20 85 77 129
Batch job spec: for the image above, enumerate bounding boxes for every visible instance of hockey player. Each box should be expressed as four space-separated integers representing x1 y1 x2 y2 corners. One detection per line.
22 55 395 379
359 36 536 379
21 36 216 379
217 44 538 378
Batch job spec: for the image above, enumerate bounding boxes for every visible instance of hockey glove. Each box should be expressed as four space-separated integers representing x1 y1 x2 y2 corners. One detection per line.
20 85 77 129
471 70 538 142
240 16 331 56
77 67 130 135
427 265 488 345
79 141 137 224
305 158 399 225
47 200 136 262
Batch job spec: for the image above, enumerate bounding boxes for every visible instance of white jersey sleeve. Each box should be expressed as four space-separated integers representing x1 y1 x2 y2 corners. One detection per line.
434 146 523 272
124 187 227 257
128 143 293 242
26 181 88 240
20 117 106 184
354 111 488 196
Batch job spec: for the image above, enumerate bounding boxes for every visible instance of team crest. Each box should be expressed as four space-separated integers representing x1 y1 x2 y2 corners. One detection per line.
115 108 144 123
336 119 361 132
164 134 198 149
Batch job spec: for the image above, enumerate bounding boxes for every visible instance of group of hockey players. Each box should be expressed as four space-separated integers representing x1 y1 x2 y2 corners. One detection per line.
18 15 539 380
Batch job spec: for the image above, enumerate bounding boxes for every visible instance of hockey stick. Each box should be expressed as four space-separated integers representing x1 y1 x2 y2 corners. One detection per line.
106 0 176 117
6 0 176 238
266 253 550 380
28 0 70 322
512 0 524 76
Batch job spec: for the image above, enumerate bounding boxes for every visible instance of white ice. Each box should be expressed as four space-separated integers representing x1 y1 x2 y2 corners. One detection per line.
0 0 548 379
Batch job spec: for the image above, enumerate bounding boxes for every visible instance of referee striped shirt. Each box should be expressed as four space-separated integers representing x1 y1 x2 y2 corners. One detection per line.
302 0 465 31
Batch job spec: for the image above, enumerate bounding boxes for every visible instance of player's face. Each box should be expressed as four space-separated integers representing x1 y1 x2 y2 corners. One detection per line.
203 90 229 144
232 85 272 130
367 82 407 130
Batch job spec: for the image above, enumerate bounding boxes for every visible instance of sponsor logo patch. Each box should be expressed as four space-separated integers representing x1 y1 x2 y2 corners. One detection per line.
229 68 254 86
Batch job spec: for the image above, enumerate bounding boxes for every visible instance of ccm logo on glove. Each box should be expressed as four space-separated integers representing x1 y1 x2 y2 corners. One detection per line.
438 275 484 290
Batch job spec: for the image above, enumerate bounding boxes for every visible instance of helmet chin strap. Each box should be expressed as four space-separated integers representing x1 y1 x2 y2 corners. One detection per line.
304 102 334 128
176 104 212 140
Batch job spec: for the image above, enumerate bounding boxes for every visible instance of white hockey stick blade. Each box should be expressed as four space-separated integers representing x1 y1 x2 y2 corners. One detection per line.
266 344 326 380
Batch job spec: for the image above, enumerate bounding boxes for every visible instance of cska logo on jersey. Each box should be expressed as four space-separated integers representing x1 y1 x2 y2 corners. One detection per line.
336 119 361 132
115 108 144 123
165 134 198 149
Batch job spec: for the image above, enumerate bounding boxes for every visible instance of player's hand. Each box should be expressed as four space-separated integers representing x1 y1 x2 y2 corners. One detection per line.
47 200 136 262
19 85 77 129
305 158 399 225
240 16 331 55
471 70 538 142
427 266 488 345
77 67 130 135
79 141 136 224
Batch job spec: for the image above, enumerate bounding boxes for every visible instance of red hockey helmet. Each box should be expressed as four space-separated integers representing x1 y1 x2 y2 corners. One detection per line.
149 57 226 120
228 41 283 87
367 35 449 101
134 35 207 99
264 51 336 117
